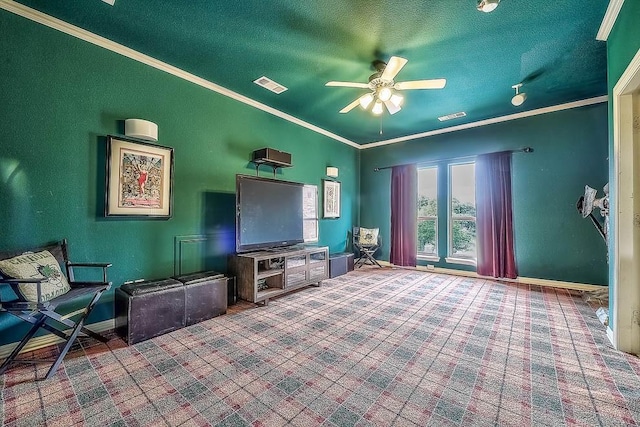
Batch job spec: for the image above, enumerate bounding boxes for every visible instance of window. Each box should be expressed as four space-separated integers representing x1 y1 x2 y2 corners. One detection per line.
303 185 318 242
417 167 438 257
449 163 476 261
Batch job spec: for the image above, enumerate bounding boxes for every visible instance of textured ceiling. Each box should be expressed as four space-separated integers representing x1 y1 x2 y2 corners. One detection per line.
9 0 609 146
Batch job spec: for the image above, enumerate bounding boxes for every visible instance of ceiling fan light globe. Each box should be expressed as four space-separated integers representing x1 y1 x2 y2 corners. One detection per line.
477 0 499 12
390 94 404 108
359 93 374 109
511 93 527 106
372 100 384 115
378 87 392 102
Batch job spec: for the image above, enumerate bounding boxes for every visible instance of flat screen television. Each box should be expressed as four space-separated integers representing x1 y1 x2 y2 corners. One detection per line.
235 174 304 253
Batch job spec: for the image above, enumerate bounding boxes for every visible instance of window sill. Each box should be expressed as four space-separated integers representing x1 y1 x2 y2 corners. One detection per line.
417 255 441 262
445 257 477 266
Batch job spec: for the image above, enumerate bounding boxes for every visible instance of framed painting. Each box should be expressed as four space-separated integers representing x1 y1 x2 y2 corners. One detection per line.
106 135 174 217
322 179 341 219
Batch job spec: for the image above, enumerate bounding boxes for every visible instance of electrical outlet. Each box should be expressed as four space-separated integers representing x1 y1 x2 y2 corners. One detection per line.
633 310 640 326
426 264 435 271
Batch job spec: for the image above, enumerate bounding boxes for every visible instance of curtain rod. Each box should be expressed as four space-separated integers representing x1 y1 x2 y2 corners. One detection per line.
373 147 533 172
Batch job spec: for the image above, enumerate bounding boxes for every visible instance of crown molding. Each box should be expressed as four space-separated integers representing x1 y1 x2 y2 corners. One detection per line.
361 96 609 149
0 0 360 149
596 0 625 41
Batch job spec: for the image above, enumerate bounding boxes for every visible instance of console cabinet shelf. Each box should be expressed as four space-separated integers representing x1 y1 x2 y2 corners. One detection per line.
229 246 328 305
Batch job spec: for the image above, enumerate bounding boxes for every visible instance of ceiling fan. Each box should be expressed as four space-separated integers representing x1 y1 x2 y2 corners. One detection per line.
326 56 446 116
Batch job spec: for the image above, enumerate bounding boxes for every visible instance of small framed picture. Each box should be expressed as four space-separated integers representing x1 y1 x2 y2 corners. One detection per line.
323 179 341 219
105 135 174 218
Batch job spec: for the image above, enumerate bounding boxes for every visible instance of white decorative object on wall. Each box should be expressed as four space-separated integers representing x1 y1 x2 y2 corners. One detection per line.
125 119 158 141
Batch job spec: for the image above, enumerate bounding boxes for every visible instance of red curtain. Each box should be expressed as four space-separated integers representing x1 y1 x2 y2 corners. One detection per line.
390 164 417 266
476 152 518 278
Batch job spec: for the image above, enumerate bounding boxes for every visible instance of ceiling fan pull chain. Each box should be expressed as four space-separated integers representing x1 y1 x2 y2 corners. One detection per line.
380 115 384 135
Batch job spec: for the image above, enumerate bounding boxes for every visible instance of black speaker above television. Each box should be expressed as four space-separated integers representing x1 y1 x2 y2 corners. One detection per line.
252 148 292 167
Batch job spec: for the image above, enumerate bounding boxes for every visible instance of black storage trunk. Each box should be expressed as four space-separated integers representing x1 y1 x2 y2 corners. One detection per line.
329 253 355 278
227 276 237 306
115 278 185 345
172 271 228 326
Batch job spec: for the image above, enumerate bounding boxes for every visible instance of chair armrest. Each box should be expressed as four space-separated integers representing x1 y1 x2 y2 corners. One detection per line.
67 262 112 268
0 277 48 284
66 262 112 283
0 278 47 303
69 281 112 291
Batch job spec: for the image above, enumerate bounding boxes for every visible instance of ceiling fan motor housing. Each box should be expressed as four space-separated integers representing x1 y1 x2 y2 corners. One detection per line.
372 59 387 72
368 77 394 91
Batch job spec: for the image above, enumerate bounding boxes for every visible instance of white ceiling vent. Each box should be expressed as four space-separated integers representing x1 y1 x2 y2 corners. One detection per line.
438 111 467 122
254 76 288 94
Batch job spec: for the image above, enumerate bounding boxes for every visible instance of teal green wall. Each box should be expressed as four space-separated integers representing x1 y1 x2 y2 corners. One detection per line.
605 1 640 330
360 103 609 285
0 11 357 346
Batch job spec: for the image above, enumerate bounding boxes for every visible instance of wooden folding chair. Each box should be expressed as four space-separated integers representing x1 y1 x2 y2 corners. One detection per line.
0 240 111 380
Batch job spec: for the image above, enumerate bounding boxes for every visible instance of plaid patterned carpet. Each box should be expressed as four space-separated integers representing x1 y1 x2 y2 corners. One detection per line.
1 268 639 426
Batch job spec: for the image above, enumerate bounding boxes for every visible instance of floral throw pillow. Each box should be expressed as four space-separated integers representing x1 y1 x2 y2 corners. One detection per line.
358 227 379 246
0 250 71 302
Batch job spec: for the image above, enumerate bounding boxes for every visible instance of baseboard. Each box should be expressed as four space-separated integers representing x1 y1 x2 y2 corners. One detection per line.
0 319 115 360
378 261 606 292
607 326 615 347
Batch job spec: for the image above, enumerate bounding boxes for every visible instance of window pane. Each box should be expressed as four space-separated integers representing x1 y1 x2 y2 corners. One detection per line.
417 219 437 255
418 167 437 217
451 219 476 258
303 185 318 242
450 163 476 259
303 219 318 241
451 163 475 217
417 167 437 255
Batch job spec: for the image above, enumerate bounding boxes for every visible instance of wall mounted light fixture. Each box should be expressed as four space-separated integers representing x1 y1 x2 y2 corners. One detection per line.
511 83 527 106
477 0 500 12
125 119 158 141
326 167 339 178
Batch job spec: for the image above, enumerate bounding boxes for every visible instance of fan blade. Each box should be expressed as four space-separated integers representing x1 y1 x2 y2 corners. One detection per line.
381 56 408 81
395 79 446 90
384 100 401 115
326 81 370 88
339 98 361 113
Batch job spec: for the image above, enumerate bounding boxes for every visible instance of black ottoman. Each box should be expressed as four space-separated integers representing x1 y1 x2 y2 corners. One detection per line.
329 252 355 278
172 271 228 326
115 278 185 344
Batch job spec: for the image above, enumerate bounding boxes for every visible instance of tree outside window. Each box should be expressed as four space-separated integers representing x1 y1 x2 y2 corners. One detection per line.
449 163 476 259
417 167 437 256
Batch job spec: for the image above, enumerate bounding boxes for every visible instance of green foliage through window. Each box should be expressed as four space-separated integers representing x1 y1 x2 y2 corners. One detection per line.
418 196 477 256
417 195 437 254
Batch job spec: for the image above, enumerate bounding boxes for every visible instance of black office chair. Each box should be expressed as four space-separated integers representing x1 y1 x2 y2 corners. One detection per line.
0 240 112 380
353 227 382 268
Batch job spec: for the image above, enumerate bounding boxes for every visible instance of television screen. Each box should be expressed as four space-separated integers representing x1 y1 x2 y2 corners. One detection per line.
236 175 304 252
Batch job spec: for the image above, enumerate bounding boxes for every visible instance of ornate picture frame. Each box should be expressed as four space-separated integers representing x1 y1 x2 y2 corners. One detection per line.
106 135 174 218
322 179 341 219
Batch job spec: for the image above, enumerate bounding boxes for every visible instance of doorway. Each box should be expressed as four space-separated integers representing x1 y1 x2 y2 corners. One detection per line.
612 47 640 354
